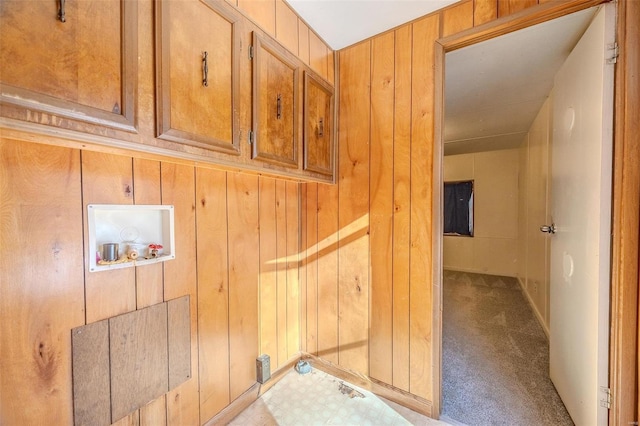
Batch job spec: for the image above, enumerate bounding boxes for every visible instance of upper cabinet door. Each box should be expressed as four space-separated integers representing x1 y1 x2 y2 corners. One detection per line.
0 0 137 132
303 71 334 176
156 0 240 154
251 32 299 168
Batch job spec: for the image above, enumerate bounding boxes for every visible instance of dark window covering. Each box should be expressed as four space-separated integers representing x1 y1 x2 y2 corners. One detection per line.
444 181 473 236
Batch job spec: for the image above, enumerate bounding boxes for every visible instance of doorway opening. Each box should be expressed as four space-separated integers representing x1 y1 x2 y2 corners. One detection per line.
435 4 614 425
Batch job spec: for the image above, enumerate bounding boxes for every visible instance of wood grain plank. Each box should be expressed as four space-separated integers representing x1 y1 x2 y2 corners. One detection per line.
133 158 163 309
298 20 310 65
442 0 474 37
498 0 537 18
328 50 335 86
275 0 298 54
161 163 200 426
338 41 371 375
109 304 168 423
309 31 329 80
0 140 85 425
72 320 111 426
392 24 412 393
238 0 275 35
227 173 260 400
300 184 308 354
81 151 136 323
140 396 166 426
259 177 278 363
275 179 288 367
474 0 498 26
306 183 319 355
409 14 439 400
286 181 300 361
196 168 231 421
316 182 339 364
369 31 395 385
168 295 191 389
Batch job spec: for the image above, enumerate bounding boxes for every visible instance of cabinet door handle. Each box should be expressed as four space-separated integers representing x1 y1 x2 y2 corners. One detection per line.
202 51 209 87
277 94 282 119
58 0 66 22
318 118 324 137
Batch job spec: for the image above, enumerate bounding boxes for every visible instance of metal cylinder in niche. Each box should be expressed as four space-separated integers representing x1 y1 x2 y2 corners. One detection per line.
102 243 119 262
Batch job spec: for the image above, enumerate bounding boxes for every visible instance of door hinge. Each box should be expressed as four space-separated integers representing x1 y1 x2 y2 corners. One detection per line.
248 130 254 144
606 42 618 64
249 45 254 60
600 386 612 409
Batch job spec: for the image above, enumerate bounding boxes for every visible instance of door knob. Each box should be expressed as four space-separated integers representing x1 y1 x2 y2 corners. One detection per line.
540 223 557 234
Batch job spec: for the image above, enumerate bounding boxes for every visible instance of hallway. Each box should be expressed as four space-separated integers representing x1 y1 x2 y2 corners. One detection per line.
442 270 573 425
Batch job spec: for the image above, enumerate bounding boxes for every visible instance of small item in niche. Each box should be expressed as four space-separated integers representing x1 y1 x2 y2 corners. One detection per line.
126 243 147 260
102 243 119 262
97 254 130 265
147 243 163 259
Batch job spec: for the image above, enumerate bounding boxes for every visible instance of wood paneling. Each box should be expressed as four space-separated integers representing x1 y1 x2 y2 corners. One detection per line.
286 182 301 360
0 140 85 425
474 0 498 25
82 152 136 324
393 25 412 392
259 177 278 363
168 296 191 389
305 184 319 355
338 42 371 375
227 173 260 400
196 168 231 421
298 20 310 65
409 13 439 401
238 0 275 34
310 31 329 80
498 0 538 17
275 179 288 367
275 0 298 54
317 182 339 364
370 32 395 385
442 1 474 37
140 397 167 426
161 163 200 426
133 158 163 309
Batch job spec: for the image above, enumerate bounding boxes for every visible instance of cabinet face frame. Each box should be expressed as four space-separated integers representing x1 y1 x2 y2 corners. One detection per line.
303 71 334 176
155 0 241 155
0 0 138 133
251 32 300 168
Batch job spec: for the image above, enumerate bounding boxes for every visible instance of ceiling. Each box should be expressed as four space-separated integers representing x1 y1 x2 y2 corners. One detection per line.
444 7 597 155
287 0 457 50
286 1 598 157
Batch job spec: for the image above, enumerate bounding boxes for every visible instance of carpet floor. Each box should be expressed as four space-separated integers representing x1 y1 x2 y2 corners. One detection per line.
442 270 573 425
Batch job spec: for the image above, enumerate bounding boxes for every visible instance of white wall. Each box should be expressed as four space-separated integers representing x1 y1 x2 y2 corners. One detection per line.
443 149 520 277
517 96 552 334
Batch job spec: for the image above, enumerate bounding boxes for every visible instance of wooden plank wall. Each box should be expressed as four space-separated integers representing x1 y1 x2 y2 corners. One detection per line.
0 2 334 425
300 0 567 405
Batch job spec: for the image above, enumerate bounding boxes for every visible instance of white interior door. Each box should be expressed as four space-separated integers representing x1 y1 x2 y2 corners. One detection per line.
548 5 614 425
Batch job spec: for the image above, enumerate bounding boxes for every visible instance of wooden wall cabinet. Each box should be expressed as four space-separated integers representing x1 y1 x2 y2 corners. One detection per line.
303 71 334 176
0 0 137 132
251 32 300 168
155 0 241 154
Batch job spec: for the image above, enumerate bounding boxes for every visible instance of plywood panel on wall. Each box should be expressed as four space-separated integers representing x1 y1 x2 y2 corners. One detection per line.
338 41 371 375
197 168 231 421
305 183 319 355
474 0 498 25
82 152 136 324
392 24 413 393
227 173 260 400
0 140 85 426
442 0 474 37
238 0 275 34
286 181 300 360
369 31 395 385
498 0 537 17
259 177 278 364
409 13 439 401
275 0 298 54
275 179 288 367
161 163 199 426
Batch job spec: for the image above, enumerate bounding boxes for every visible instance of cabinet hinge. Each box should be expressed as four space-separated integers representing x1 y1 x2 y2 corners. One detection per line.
248 130 254 144
249 45 254 60
606 42 618 64
599 386 612 409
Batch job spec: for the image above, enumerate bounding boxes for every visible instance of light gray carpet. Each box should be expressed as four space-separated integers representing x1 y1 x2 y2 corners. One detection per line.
442 270 573 426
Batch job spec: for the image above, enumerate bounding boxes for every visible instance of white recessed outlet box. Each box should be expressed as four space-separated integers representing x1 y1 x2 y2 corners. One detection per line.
88 204 176 272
